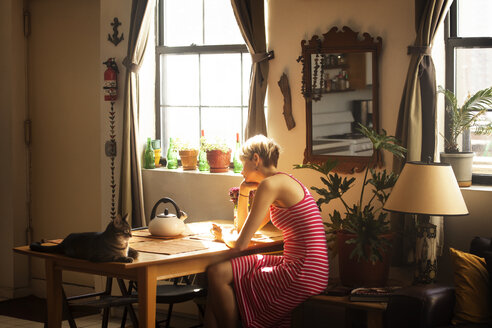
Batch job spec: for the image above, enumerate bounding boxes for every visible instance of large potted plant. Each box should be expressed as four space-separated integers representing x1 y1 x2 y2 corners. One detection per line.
439 86 492 186
295 125 406 287
203 138 232 173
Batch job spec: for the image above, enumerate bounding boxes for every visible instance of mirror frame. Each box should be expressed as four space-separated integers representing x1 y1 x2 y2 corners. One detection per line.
300 26 382 173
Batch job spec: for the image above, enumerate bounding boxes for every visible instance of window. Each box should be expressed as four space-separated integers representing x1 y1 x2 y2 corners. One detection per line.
445 0 492 183
156 0 250 153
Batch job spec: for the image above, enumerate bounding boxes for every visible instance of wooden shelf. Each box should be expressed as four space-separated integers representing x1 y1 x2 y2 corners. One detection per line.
312 88 356 95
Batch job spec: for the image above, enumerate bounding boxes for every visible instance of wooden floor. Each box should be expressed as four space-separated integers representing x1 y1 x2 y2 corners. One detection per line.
0 312 200 328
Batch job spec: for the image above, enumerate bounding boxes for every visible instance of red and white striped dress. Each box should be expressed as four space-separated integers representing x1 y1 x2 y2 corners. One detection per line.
231 172 329 328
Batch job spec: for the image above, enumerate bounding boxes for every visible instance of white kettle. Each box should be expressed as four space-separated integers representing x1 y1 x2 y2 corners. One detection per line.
148 197 188 237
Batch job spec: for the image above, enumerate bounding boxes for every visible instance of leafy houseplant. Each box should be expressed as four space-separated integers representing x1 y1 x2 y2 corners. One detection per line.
202 138 232 173
439 86 492 186
295 125 406 287
295 125 406 262
439 86 492 153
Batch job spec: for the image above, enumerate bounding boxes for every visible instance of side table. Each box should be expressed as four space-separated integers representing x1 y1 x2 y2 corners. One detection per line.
293 294 387 328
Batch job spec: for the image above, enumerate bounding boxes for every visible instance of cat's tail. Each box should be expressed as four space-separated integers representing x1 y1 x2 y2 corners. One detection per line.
29 241 63 254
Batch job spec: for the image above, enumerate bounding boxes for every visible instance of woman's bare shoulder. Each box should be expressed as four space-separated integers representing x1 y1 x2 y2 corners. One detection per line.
262 173 296 189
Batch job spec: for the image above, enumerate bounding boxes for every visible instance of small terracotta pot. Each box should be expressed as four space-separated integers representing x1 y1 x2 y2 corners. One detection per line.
206 149 231 173
179 149 199 170
337 231 393 287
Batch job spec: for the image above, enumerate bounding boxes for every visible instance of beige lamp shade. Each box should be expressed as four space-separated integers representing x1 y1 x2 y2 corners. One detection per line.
383 162 468 216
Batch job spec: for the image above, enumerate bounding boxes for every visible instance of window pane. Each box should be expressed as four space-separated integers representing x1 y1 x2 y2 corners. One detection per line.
162 54 199 106
204 0 244 45
456 48 492 101
456 48 492 175
457 0 492 37
162 107 200 150
202 107 242 150
201 54 241 106
164 0 203 46
472 112 492 174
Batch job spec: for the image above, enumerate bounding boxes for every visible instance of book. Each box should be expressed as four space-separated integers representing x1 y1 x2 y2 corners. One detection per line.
322 286 353 296
349 286 402 302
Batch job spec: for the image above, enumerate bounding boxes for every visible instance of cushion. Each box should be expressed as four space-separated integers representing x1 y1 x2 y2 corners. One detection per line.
470 236 492 258
449 247 492 325
483 251 492 308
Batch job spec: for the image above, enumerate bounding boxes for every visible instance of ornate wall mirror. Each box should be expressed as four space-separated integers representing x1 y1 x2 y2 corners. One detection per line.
299 26 382 173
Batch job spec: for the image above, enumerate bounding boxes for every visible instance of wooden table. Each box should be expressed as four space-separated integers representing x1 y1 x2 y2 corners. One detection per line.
14 221 283 328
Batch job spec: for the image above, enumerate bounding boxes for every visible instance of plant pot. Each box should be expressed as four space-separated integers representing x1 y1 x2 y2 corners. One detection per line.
179 149 199 170
440 152 473 187
337 231 393 287
206 149 231 173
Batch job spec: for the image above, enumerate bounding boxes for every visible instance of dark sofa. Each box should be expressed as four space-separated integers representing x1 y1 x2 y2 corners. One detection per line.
385 237 492 328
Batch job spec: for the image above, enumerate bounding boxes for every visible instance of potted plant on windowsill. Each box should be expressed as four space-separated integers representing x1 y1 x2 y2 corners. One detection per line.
175 139 199 171
295 124 406 287
203 138 232 173
439 86 492 187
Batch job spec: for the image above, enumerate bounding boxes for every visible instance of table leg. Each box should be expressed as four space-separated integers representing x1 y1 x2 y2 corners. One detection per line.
137 266 157 328
366 310 383 328
45 259 62 328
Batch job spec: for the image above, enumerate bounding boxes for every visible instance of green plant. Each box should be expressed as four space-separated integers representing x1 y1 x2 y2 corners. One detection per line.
202 137 231 153
294 124 406 263
174 138 198 151
439 86 492 153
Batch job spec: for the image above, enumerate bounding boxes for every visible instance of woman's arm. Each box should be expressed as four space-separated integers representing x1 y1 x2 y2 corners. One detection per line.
234 179 278 251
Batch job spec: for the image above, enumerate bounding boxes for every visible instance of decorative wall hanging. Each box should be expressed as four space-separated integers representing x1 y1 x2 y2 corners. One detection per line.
108 17 124 46
277 73 295 130
103 58 119 219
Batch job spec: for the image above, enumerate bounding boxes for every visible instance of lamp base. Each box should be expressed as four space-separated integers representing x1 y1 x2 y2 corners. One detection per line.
414 220 437 284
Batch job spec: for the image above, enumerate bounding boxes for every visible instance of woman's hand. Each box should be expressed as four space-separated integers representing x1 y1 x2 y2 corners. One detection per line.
239 180 259 196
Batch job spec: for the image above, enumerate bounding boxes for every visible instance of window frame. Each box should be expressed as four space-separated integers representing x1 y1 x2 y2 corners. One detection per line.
444 1 492 185
154 0 249 151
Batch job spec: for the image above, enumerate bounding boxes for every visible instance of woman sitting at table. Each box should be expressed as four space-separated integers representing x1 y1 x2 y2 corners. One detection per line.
205 135 329 328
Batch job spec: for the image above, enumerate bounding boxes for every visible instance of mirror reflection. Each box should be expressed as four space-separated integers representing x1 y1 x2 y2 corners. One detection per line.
311 52 374 156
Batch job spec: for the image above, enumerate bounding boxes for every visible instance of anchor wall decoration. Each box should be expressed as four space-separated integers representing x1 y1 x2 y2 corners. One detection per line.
108 17 124 46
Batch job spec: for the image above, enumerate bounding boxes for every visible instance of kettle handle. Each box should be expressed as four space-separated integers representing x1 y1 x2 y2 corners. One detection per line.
149 197 182 221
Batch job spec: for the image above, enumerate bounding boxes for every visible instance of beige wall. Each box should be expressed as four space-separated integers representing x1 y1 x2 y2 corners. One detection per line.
27 0 102 291
0 0 30 298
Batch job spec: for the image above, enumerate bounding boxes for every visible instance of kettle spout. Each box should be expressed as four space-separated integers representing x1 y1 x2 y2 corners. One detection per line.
179 211 188 221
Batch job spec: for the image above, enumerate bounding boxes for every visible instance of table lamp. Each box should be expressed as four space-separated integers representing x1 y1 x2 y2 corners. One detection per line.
383 161 468 284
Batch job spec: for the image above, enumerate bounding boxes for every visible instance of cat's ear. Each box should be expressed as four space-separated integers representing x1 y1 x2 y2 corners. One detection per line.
122 214 129 222
114 214 122 223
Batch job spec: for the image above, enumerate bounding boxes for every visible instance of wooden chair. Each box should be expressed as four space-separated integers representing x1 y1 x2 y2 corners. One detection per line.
122 274 207 328
45 276 138 328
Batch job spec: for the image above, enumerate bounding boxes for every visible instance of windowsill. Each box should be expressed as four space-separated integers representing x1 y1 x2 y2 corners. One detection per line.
460 184 492 192
142 166 242 177
141 166 243 221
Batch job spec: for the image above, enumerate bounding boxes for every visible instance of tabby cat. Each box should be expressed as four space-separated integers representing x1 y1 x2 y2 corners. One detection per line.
30 214 138 263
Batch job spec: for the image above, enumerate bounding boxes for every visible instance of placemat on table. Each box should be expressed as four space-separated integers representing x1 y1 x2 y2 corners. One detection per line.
130 236 152 243
131 239 208 255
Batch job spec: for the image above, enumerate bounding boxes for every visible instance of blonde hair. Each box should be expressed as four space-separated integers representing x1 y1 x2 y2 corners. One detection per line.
240 135 280 168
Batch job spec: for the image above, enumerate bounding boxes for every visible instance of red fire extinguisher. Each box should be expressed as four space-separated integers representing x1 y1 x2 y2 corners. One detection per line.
103 58 119 101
